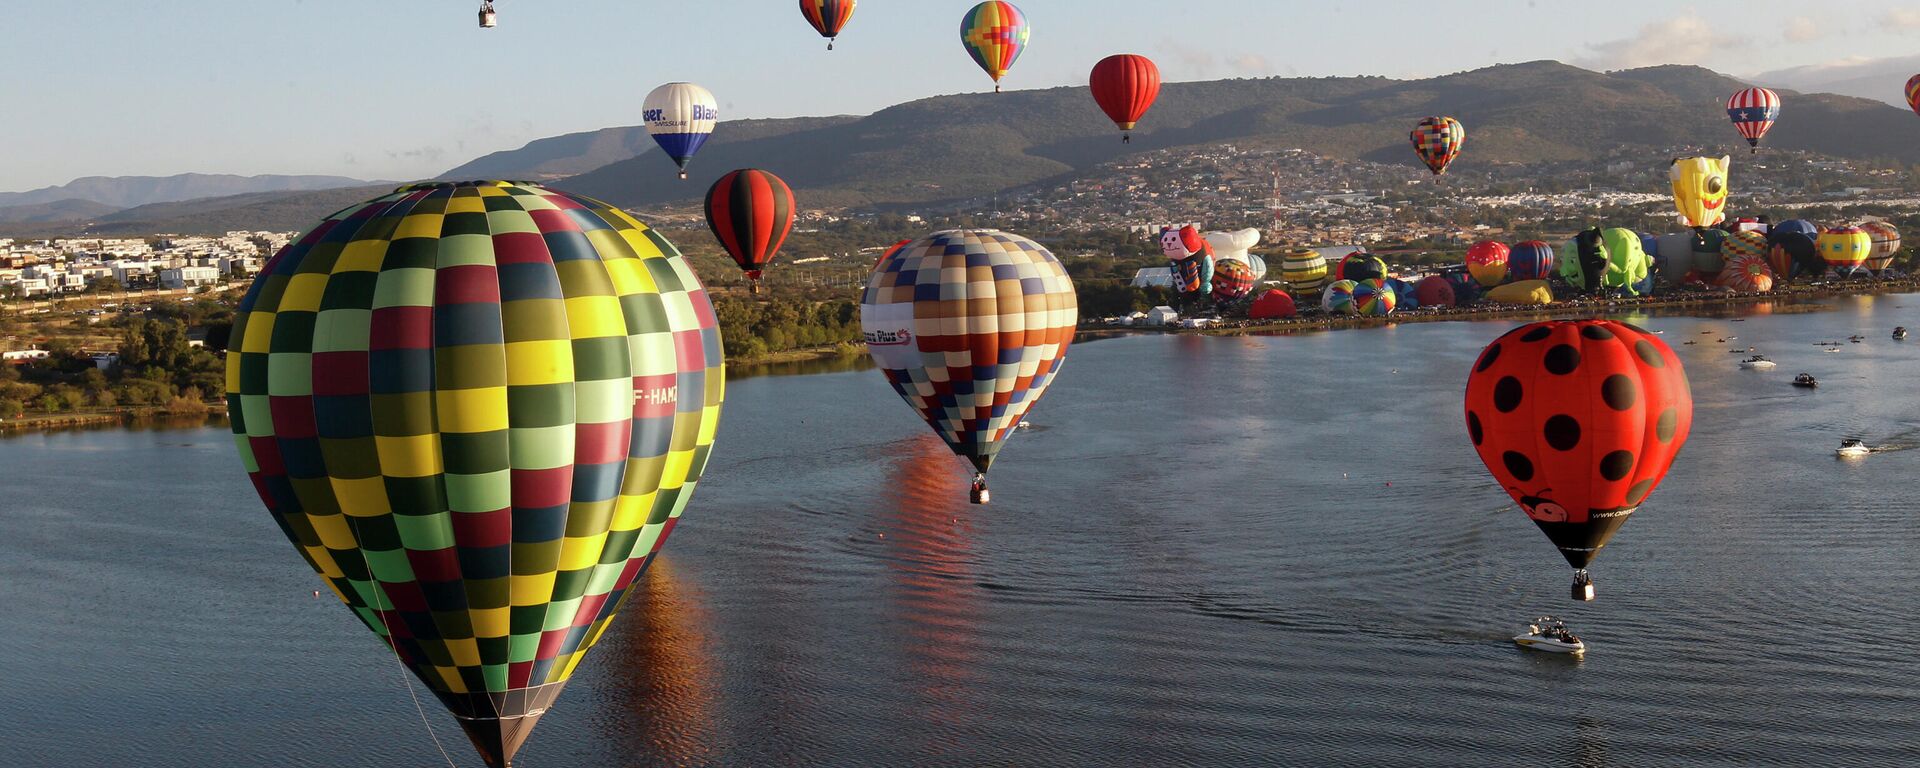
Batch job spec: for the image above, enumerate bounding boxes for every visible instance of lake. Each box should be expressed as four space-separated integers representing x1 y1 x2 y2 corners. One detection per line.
4 294 1918 767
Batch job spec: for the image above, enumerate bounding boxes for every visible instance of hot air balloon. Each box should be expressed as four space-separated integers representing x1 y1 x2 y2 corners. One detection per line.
1906 74 1920 117
1280 248 1328 292
1861 220 1902 274
873 238 914 272
1727 87 1781 153
1720 229 1767 265
1465 319 1692 601
1486 280 1554 305
861 230 1076 503
644 82 718 180
1162 225 1214 295
960 1 1030 92
1206 229 1265 280
1819 226 1872 272
1387 277 1419 309
1509 241 1555 282
1354 278 1396 316
1439 268 1481 304
1410 116 1465 175
1212 257 1257 303
799 0 856 50
1322 280 1358 314
1559 228 1650 296
705 169 795 293
227 181 726 768
1654 231 1702 283
1720 255 1774 292
1090 54 1159 143
1248 289 1296 320
1691 227 1728 278
1414 274 1458 307
1335 251 1387 283
1466 241 1510 287
1768 219 1822 279
1670 156 1730 228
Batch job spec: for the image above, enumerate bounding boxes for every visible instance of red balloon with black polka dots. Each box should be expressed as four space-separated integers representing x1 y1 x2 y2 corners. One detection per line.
1464 319 1692 600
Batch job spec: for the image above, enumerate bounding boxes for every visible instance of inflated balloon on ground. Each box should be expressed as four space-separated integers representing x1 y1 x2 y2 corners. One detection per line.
1414 275 1457 307
1508 241 1555 282
1248 289 1296 319
1466 241 1510 287
1322 280 1358 314
1819 226 1871 271
1353 278 1396 316
1336 252 1387 283
1280 248 1328 292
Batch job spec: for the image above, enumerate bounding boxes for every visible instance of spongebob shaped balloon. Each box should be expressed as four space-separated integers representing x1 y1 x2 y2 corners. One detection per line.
1670 156 1730 228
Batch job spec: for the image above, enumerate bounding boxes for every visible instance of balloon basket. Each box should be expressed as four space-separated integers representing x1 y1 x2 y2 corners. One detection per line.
969 474 990 505
678 171 688 180
1572 570 1595 602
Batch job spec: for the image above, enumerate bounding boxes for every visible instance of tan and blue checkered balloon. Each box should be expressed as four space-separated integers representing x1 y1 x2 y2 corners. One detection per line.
226 180 724 768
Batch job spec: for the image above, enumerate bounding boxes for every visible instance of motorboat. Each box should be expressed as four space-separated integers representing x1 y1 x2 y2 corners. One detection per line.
1793 373 1818 388
1513 617 1585 655
1016 420 1033 430
1738 355 1776 369
1837 438 1871 459
1895 327 1908 341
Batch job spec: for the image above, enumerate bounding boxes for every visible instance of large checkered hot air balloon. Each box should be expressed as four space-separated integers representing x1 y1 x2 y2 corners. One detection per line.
861 230 1077 504
704 168 795 292
799 0 857 50
1410 116 1465 175
226 181 726 768
1727 87 1781 153
1466 320 1692 601
960 1 1030 92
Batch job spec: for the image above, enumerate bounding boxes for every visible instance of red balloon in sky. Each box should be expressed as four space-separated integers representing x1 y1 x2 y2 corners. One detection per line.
704 168 796 288
1464 319 1692 600
1089 54 1160 143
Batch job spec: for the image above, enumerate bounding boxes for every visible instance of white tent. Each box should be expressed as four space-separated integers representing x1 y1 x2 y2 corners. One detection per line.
1131 267 1174 288
1146 306 1180 326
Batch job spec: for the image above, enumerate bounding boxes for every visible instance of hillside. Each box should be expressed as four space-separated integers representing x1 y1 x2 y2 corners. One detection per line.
0 198 120 225
439 116 860 181
552 61 1920 211
0 173 384 210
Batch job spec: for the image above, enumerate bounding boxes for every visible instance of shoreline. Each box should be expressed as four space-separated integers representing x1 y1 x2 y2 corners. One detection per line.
0 404 227 434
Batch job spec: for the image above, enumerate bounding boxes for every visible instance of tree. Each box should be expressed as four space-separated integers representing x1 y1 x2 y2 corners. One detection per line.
87 276 124 294
0 398 21 420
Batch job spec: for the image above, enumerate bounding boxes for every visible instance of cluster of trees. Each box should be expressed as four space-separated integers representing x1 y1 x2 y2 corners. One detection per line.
710 296 862 360
0 307 231 420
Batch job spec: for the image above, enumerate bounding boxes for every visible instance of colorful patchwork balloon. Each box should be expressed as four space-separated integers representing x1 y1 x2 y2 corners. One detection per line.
1322 279 1358 314
1212 257 1257 303
1466 319 1692 600
960 1 1030 92
1410 116 1465 175
860 229 1077 496
1719 229 1767 264
227 181 726 768
1353 278 1397 316
799 0 856 49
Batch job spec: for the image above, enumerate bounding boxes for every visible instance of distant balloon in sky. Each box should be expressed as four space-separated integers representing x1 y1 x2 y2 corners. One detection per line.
960 1 1030 92
1466 319 1692 601
644 82 719 179
227 180 726 768
799 0 856 50
1905 74 1920 117
1726 87 1781 153
1410 116 1465 175
705 169 796 291
1670 156 1730 228
861 230 1076 503
1090 54 1160 143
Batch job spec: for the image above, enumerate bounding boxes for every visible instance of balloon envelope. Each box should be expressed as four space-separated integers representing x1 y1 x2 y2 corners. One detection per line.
1720 255 1775 292
1212 257 1256 302
1090 54 1159 137
1508 241 1555 282
1486 279 1553 305
1466 241 1510 287
644 82 718 177
1414 275 1457 307
1861 221 1901 273
705 169 795 281
960 2 1030 89
861 230 1076 474
1280 248 1328 292
1248 289 1297 319
1354 278 1397 316
227 181 726 768
1336 252 1387 283
1726 87 1781 150
1322 280 1358 314
1819 226 1872 270
1465 319 1693 571
1410 116 1465 175
1670 156 1730 227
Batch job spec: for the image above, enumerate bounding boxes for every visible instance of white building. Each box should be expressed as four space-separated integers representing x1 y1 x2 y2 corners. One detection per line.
1146 306 1180 326
159 265 221 289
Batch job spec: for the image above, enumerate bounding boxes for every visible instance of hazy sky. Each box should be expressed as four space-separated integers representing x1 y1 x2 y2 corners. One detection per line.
10 0 1920 191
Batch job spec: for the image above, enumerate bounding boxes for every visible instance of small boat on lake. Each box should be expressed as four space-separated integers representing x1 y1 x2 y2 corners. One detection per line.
1739 355 1776 370
1894 327 1908 340
1514 617 1585 656
1836 438 1871 459
1793 373 1818 388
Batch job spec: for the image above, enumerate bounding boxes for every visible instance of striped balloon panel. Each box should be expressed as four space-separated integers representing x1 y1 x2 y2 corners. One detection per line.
1726 87 1781 144
1410 116 1465 174
1280 250 1327 291
960 1 1029 83
1322 279 1357 313
1720 256 1774 292
860 230 1076 473
1860 221 1901 272
226 181 725 717
800 0 855 38
704 169 795 278
1212 258 1256 301
1509 241 1555 281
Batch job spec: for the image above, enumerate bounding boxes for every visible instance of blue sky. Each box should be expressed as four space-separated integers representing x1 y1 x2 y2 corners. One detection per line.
10 0 1920 191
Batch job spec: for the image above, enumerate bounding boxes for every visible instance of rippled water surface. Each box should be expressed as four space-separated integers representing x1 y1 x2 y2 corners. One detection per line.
5 295 1919 767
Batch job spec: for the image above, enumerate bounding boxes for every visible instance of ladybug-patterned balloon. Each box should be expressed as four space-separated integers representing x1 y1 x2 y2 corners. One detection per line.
1464 319 1692 573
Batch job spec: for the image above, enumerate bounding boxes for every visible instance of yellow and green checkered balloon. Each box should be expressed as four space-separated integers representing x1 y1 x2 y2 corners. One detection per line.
226 181 724 768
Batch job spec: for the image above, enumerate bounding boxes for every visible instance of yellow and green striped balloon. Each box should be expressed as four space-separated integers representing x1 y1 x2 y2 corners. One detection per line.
226 180 724 768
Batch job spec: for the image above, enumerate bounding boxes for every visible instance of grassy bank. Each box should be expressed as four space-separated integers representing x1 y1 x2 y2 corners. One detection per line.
0 402 228 433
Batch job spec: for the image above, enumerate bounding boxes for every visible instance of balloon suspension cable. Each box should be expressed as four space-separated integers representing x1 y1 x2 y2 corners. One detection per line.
344 514 461 768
